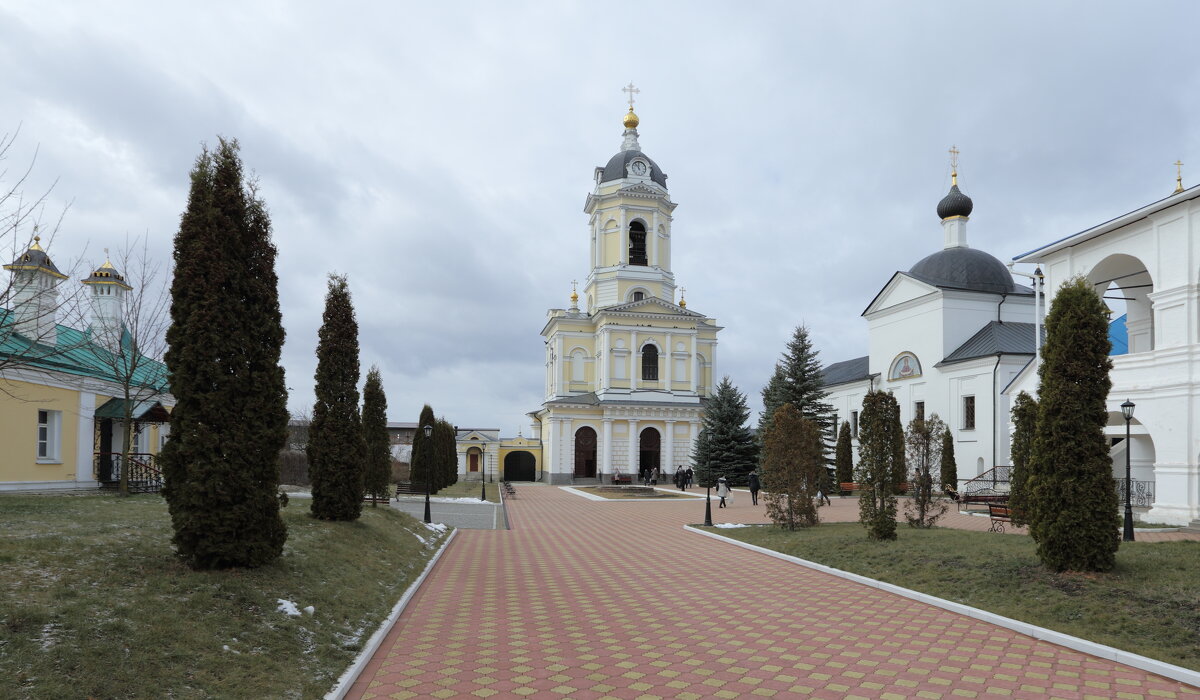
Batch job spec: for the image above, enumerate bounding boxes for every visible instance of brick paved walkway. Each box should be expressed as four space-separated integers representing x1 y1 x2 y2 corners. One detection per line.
346 485 1199 699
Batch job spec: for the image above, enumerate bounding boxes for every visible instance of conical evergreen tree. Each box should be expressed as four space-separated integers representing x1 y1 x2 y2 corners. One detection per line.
1027 277 1118 572
1008 391 1038 527
435 418 457 490
362 367 392 505
161 138 288 569
856 390 901 540
691 376 758 487
940 429 957 491
835 420 854 487
760 325 835 482
410 405 436 492
308 275 366 520
760 403 823 529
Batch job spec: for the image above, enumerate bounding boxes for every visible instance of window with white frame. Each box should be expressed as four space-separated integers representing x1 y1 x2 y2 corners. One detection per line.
851 410 859 438
37 409 62 462
962 396 976 430
914 401 925 423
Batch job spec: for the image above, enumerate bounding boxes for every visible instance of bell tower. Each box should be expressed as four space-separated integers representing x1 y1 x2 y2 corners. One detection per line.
581 88 678 312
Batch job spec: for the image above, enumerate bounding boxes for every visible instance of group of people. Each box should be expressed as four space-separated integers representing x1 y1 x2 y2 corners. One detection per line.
714 472 762 507
673 466 695 490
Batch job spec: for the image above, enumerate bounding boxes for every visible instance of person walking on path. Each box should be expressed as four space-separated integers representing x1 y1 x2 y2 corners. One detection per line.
716 475 730 508
685 467 694 489
748 472 761 505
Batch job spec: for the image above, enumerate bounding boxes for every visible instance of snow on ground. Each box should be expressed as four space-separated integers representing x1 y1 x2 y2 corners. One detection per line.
713 523 752 529
277 599 302 616
424 522 448 533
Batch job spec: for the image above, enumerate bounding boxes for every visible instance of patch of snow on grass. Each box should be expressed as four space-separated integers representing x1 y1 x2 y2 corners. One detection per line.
276 599 302 616
303 605 314 615
714 523 751 529
424 522 447 533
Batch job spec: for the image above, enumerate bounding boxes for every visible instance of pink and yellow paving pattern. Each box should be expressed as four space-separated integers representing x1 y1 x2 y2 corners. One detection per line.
347 486 1199 699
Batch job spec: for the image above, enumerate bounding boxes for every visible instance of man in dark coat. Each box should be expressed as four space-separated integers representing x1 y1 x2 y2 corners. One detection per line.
747 471 761 505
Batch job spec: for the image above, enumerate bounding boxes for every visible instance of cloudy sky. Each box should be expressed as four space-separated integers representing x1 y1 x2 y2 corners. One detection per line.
3 2 1198 433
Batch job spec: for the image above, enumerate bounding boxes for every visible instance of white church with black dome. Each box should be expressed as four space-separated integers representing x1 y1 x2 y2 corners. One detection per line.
821 160 1037 486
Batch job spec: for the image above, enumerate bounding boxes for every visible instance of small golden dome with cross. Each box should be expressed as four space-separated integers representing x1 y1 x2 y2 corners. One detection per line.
623 108 639 129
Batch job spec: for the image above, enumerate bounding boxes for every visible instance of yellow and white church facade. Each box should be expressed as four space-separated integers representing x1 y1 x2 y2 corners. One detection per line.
527 104 722 484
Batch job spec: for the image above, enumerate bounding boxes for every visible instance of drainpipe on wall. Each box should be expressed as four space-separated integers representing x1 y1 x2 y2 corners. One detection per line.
992 352 1002 470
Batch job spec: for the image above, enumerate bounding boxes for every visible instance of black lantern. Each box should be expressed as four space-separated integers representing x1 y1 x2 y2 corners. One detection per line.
1121 400 1135 542
422 423 433 524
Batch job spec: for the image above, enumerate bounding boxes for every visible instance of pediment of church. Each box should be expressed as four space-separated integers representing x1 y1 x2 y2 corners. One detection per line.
862 272 939 316
603 296 703 317
618 182 666 197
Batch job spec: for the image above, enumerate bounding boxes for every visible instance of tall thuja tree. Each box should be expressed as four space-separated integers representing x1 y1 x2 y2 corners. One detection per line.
1008 391 1038 527
760 403 823 530
692 376 758 487
409 405 436 491
940 429 957 492
1027 277 1118 572
889 401 906 492
856 390 901 540
435 418 458 489
835 420 853 487
362 366 391 505
308 274 365 521
161 138 288 569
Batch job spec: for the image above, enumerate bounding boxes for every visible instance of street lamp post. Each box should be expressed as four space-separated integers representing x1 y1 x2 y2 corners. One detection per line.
422 423 433 525
480 449 487 502
704 482 713 527
1121 400 1135 542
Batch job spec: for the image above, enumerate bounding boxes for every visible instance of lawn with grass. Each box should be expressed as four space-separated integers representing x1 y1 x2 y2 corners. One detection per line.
0 493 448 699
710 522 1200 671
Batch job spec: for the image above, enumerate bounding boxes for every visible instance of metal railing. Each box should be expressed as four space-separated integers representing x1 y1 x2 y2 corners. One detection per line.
1114 478 1154 508
94 452 163 494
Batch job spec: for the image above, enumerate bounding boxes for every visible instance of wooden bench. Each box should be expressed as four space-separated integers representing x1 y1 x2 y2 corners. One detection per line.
988 503 1014 533
612 475 632 485
394 481 425 496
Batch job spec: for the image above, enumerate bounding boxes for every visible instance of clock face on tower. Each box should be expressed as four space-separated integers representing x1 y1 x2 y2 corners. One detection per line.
630 160 647 176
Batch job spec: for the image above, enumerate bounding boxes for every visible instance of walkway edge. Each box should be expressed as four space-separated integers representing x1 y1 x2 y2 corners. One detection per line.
325 528 460 700
683 525 1200 690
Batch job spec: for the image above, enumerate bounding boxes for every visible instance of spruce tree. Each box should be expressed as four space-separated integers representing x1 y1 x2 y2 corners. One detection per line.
940 429 957 492
362 367 392 505
760 404 823 529
760 326 835 482
410 405 436 492
1008 391 1038 527
161 138 288 569
1027 277 1118 572
307 275 365 521
856 390 901 540
757 363 787 436
835 420 853 488
691 376 758 487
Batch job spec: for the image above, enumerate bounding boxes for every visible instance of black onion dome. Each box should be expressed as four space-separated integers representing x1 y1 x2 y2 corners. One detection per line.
937 184 974 219
601 150 668 188
908 247 1017 294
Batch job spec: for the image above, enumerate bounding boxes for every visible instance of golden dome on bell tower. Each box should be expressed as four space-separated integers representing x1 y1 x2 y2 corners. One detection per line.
623 108 639 129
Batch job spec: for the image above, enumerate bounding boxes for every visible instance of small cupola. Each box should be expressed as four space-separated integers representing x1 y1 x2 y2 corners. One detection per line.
4 234 68 344
81 253 133 353
938 147 973 249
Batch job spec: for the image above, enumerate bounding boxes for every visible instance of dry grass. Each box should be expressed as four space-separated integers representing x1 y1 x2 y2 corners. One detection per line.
0 492 448 699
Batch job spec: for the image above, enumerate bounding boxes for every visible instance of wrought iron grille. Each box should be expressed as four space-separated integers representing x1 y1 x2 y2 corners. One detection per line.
94 452 163 494
1114 478 1154 508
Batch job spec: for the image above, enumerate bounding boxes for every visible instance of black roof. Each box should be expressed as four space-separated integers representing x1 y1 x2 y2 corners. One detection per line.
908 247 1024 295
820 356 871 387
601 150 668 188
940 321 1040 365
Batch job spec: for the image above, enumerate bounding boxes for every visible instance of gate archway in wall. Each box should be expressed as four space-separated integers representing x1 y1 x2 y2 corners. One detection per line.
639 427 661 480
504 451 536 482
574 427 597 478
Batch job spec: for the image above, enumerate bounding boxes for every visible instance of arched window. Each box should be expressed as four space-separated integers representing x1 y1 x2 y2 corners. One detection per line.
632 291 644 301
628 221 648 266
570 349 586 382
642 344 659 380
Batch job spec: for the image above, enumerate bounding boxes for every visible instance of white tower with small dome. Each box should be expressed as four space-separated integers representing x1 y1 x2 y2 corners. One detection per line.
80 255 132 353
532 89 722 485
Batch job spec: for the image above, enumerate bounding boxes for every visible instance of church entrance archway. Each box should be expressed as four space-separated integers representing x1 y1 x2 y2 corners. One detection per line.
574 427 597 478
504 451 536 482
639 427 661 481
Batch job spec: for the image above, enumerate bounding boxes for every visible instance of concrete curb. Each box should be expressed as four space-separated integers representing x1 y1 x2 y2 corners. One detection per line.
326 527 459 700
684 525 1200 690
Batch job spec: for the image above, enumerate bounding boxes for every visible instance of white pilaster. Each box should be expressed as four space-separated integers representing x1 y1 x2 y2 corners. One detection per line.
631 331 639 390
690 335 698 393
664 332 673 388
602 418 613 476
76 392 96 483
664 420 676 474
628 419 639 473
689 420 700 464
